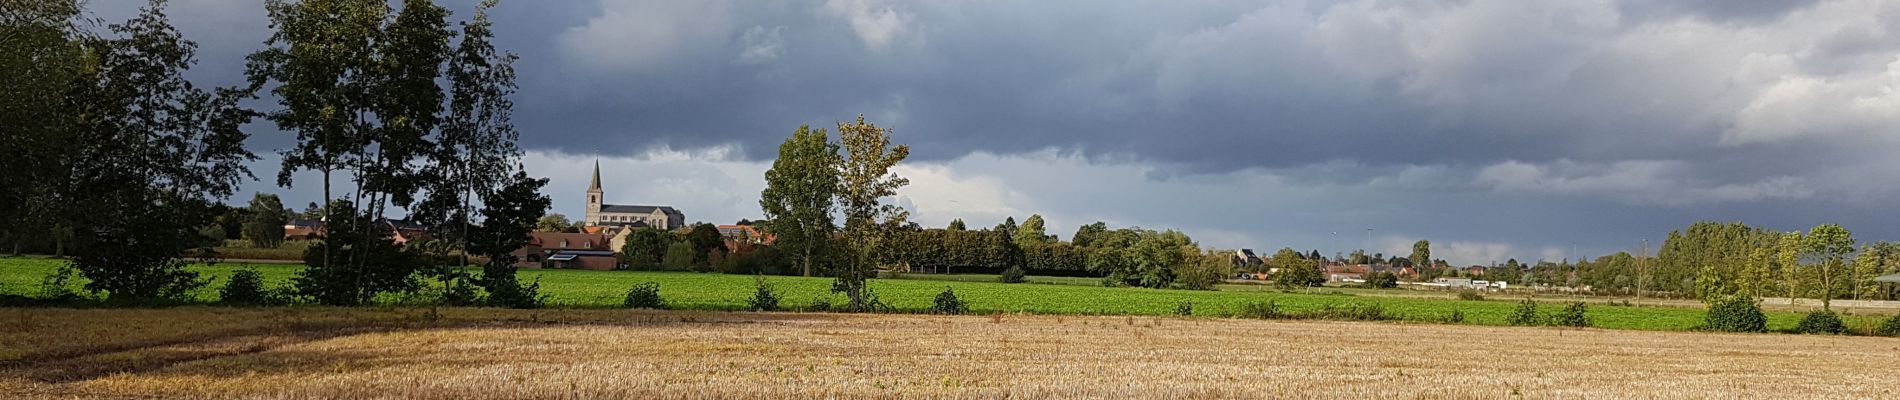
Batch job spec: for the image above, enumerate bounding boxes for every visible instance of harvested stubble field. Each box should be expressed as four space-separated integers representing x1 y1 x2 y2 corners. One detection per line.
2 308 1896 399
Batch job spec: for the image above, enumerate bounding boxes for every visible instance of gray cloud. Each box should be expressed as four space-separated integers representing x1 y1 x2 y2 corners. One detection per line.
87 0 1900 263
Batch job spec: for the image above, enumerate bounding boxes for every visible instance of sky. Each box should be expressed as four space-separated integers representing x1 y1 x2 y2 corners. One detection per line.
90 0 1900 265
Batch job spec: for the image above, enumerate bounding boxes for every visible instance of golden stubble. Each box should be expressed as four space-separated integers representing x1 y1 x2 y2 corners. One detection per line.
3 308 1897 399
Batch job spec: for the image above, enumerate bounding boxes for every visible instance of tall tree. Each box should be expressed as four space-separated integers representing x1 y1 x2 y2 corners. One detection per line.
412 0 524 274
1015 214 1049 245
535 213 571 232
833 114 908 311
994 217 1017 238
1776 231 1804 301
244 193 288 248
465 171 549 308
759 125 841 277
946 218 965 231
1072 222 1107 248
57 1 257 302
0 0 84 255
1801 223 1854 310
1409 240 1431 271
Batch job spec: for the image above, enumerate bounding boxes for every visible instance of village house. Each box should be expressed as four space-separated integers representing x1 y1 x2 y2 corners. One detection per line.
512 232 618 270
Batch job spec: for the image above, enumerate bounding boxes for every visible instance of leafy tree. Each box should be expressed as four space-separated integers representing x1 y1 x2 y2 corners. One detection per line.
1703 295 1766 333
661 241 695 271
946 218 965 231
293 201 420 305
1409 240 1431 271
1776 231 1804 300
1175 250 1233 290
1801 224 1854 310
466 171 549 308
1270 247 1323 289
1014 214 1050 245
244 193 288 248
1072 222 1107 248
1364 271 1399 289
618 228 673 270
536 213 572 232
834 114 909 312
56 1 257 303
759 125 840 277
994 217 1017 238
687 223 724 265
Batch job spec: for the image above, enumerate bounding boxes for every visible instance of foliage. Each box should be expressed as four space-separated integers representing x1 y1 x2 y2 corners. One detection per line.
535 214 573 233
1014 214 1050 245
623 282 666 309
1551 302 1590 327
292 202 422 306
930 286 968 315
1800 224 1854 310
1703 296 1767 333
218 268 279 305
619 228 674 270
1270 247 1323 289
1875 315 1900 337
1235 301 1282 319
38 264 81 301
1507 299 1541 326
687 223 725 265
243 193 288 248
1793 310 1845 335
1174 250 1233 290
747 275 781 311
1071 222 1107 248
834 115 909 312
1174 300 1193 316
1409 240 1431 273
468 172 549 309
662 241 696 271
1456 290 1485 301
759 125 842 277
1364 272 1399 289
999 265 1026 283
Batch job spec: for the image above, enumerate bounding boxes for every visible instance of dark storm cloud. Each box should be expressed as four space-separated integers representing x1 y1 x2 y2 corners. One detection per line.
82 0 1900 263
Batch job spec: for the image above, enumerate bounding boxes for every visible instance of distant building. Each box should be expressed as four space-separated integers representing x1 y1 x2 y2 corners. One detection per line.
283 219 323 240
513 232 618 270
582 161 685 230
717 224 774 245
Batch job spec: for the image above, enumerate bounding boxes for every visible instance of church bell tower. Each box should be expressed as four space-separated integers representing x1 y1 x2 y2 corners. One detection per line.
585 160 603 226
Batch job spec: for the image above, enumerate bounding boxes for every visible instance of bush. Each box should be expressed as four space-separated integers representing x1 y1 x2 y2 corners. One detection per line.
441 277 481 306
1507 299 1541 326
38 264 80 301
747 275 780 312
1364 272 1399 289
1456 290 1485 301
218 268 276 305
1795 310 1846 335
808 296 833 312
1308 303 1392 321
931 287 968 315
1235 301 1282 319
1441 310 1466 324
623 282 666 309
1174 300 1193 317
1875 315 1900 337
1703 296 1767 333
1551 302 1590 327
999 265 1026 284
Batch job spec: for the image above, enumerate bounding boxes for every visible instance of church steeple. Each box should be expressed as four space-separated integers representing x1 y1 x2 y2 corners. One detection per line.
588 160 602 192
585 160 603 226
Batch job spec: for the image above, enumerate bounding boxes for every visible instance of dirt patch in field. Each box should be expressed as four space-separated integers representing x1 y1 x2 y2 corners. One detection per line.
2 308 1897 399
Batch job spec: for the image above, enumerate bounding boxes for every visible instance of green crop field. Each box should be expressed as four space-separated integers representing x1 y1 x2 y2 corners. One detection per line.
0 257 1883 332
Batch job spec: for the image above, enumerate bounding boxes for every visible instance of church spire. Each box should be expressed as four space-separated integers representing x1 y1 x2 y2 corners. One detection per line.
588 160 602 192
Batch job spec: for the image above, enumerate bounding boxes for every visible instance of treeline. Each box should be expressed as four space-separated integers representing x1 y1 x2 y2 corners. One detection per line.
0 0 551 307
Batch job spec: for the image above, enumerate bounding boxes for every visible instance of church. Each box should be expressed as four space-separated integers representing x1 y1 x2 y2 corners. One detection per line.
583 161 686 230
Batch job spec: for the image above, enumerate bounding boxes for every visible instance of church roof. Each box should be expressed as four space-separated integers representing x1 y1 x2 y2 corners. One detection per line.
588 160 602 191
600 204 683 216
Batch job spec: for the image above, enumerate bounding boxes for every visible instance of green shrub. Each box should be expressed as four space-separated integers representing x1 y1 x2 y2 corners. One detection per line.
1551 302 1590 327
999 265 1026 283
1703 296 1767 333
1507 299 1541 326
218 268 276 305
38 264 80 301
1441 310 1466 324
747 275 780 312
1795 310 1846 335
808 296 833 312
1174 300 1193 317
1235 301 1281 319
1456 290 1485 301
1364 272 1399 289
1875 315 1900 337
441 277 481 306
623 282 666 309
1305 303 1392 321
930 287 968 315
